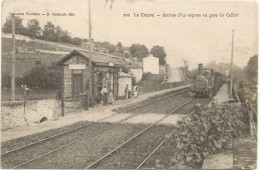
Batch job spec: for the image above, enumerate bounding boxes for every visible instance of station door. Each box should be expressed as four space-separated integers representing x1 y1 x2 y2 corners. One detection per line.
73 74 83 97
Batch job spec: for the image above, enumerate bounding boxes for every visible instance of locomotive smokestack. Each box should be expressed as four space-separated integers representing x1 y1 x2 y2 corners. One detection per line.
198 63 203 75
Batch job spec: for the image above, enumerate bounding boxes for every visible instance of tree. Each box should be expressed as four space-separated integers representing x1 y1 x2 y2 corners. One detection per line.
61 34 72 43
59 30 72 43
117 42 122 48
150 45 167 65
244 55 258 81
55 26 63 42
23 65 62 89
43 22 56 41
108 45 116 53
101 41 116 53
82 38 88 42
117 42 124 53
2 16 24 34
129 44 149 60
71 37 82 45
27 19 41 38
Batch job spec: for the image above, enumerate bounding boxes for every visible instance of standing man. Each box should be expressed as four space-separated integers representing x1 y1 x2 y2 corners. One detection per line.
124 84 129 99
101 85 108 106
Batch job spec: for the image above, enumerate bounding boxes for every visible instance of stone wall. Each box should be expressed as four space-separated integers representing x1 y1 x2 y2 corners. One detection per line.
1 99 61 130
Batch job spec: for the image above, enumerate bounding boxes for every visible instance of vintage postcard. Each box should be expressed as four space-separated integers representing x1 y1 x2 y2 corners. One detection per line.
1 0 258 169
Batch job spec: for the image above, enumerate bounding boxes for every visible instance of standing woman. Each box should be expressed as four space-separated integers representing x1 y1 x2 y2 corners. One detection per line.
108 89 114 104
133 85 138 98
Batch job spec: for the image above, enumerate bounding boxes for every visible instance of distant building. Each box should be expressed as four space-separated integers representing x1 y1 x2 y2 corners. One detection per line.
143 54 159 74
125 64 143 83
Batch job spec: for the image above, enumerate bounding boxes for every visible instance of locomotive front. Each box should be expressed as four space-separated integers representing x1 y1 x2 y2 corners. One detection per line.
191 64 212 97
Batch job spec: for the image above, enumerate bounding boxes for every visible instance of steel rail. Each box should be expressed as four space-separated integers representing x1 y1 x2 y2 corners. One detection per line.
2 89 188 157
10 110 151 169
10 96 191 169
1 112 118 156
136 110 195 169
85 99 194 169
136 90 187 113
124 89 189 113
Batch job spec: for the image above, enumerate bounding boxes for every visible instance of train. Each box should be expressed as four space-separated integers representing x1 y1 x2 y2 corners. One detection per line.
191 63 225 97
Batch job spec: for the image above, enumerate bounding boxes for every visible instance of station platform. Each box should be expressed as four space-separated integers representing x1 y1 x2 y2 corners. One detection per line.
1 84 191 143
213 83 230 103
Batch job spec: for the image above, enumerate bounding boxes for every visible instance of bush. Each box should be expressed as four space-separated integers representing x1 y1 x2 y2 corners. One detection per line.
71 37 82 46
142 72 152 81
171 102 243 169
23 65 62 90
1 73 25 88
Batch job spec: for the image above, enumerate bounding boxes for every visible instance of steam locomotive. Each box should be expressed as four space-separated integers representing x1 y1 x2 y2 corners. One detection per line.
191 64 215 97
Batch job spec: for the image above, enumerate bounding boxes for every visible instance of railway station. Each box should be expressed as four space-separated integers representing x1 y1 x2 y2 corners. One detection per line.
1 0 257 169
1 61 257 169
56 50 122 101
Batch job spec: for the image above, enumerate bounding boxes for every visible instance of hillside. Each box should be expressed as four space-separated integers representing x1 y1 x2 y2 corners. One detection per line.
1 34 135 79
2 37 65 78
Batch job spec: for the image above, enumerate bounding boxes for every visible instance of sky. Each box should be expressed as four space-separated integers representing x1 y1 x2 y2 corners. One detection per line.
2 0 258 70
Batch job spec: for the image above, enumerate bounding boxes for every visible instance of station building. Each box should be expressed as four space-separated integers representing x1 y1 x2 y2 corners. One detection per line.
56 50 122 102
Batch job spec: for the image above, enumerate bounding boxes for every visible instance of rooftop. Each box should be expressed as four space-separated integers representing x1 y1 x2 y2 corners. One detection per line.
56 50 122 67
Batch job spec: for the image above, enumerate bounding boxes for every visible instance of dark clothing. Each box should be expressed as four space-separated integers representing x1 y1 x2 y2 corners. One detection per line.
125 86 129 99
103 93 108 106
101 87 109 106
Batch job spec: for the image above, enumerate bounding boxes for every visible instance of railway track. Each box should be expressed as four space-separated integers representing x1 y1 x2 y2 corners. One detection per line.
136 110 195 169
1 88 188 156
1 89 189 169
116 88 189 113
85 99 194 169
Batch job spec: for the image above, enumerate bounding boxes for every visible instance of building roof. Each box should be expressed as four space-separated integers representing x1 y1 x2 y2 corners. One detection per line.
124 64 142 69
119 72 133 77
56 50 121 67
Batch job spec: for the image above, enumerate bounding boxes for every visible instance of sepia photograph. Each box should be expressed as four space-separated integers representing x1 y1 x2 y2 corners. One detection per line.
1 0 258 169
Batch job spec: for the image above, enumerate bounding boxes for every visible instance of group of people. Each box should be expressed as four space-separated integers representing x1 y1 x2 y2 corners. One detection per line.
124 84 138 99
100 84 138 106
100 85 113 106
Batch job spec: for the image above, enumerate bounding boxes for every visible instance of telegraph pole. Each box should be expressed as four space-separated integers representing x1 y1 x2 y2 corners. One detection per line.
11 14 16 101
88 0 93 105
230 29 234 98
